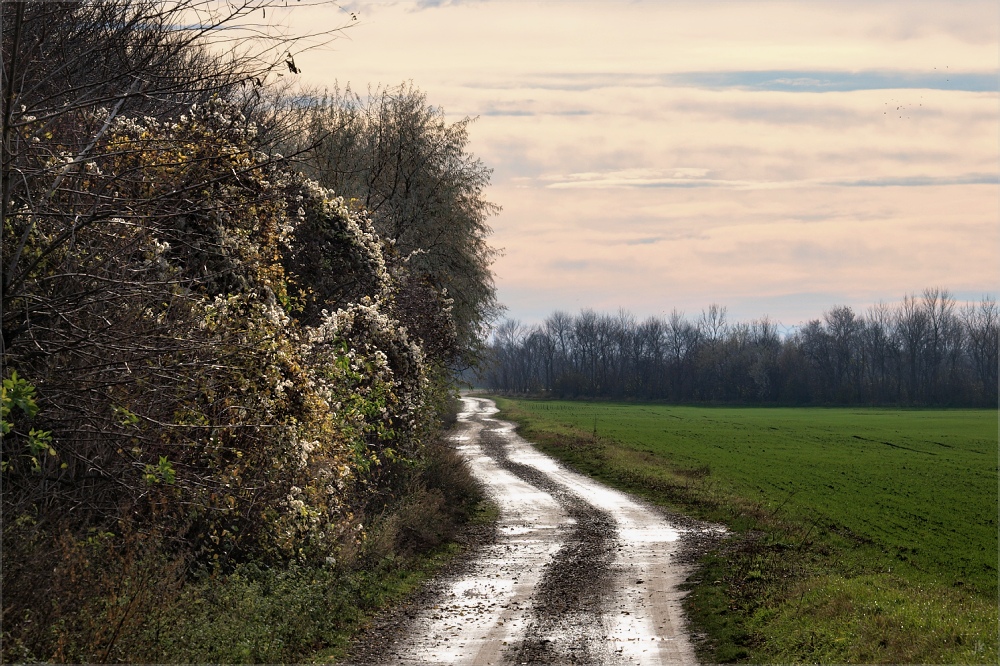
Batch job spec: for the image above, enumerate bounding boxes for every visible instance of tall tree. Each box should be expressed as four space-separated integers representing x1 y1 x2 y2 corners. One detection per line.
291 83 502 365
962 296 998 404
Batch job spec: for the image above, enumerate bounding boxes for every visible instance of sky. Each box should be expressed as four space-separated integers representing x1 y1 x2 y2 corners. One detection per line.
272 0 998 330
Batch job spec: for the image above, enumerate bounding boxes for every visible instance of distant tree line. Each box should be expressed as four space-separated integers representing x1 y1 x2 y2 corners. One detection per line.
482 289 997 407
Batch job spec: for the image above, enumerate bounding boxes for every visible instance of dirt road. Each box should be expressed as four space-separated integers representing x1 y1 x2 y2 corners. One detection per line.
355 396 705 665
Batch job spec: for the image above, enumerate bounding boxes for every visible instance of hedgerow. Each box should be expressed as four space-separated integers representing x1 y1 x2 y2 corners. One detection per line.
2 99 475 661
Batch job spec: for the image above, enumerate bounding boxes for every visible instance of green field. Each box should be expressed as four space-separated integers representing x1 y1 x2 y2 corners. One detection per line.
493 398 998 663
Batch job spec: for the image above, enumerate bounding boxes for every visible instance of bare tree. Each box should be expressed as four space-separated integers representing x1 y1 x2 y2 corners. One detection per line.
862 302 898 402
962 296 998 404
823 306 862 400
483 289 993 406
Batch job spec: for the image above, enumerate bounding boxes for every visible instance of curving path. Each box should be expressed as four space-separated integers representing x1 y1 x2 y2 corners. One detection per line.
366 396 701 665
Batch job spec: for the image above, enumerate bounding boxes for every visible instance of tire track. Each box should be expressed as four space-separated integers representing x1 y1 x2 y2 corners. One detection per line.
479 419 619 664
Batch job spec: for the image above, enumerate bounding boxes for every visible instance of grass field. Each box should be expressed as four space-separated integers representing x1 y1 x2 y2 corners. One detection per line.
492 398 998 664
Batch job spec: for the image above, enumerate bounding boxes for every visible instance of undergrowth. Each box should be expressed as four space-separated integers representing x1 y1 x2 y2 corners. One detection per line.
2 436 486 664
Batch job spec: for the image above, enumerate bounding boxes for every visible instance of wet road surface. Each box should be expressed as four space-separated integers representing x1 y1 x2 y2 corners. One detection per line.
359 396 701 665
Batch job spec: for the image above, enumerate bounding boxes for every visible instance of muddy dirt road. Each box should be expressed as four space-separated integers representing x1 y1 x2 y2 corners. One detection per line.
355 396 705 665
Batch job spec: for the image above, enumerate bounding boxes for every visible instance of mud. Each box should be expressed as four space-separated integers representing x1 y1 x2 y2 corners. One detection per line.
479 423 618 664
346 397 717 665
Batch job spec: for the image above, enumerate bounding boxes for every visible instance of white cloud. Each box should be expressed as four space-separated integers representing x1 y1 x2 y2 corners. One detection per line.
283 0 999 326
539 171 997 191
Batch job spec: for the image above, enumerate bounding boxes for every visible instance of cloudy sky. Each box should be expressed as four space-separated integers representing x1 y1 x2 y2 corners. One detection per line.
279 0 997 329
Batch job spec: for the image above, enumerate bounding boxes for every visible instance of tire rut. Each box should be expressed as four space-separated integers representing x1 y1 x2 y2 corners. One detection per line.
477 416 619 665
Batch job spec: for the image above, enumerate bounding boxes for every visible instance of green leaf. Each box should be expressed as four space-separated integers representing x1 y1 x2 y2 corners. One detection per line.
2 371 40 424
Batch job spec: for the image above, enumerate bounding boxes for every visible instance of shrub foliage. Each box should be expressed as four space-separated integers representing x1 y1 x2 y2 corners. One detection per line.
1 2 497 661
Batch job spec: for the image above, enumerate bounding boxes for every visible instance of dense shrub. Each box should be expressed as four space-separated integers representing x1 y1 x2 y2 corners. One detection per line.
1 99 482 661
3 5 499 658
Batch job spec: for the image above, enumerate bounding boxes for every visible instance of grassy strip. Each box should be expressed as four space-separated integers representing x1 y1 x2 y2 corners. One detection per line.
2 508 494 665
151 502 497 665
2 434 492 664
492 396 998 664
146 543 463 664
